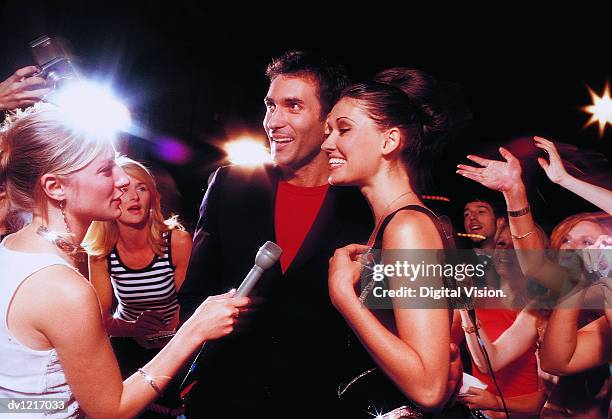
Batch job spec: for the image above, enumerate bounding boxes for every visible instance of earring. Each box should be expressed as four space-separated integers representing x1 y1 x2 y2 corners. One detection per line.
59 200 72 235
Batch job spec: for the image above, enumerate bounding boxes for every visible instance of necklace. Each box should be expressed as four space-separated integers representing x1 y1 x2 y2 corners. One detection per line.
36 225 86 262
367 191 417 247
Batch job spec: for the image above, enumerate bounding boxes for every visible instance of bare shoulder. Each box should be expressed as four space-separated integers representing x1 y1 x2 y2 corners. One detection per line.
383 210 444 249
171 229 192 247
29 265 99 308
15 265 102 338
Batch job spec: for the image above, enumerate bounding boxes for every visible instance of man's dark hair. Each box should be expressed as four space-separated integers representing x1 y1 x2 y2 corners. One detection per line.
463 196 505 219
266 50 350 118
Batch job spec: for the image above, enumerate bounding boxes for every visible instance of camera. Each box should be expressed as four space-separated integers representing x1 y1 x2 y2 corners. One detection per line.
29 35 77 88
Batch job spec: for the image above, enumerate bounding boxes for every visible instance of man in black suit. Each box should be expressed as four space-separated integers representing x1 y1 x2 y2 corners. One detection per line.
178 50 372 418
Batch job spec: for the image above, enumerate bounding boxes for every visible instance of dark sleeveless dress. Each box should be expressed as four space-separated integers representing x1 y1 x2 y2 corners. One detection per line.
337 205 468 418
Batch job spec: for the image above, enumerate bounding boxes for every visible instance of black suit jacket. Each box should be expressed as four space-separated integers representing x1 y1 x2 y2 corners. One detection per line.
178 164 373 418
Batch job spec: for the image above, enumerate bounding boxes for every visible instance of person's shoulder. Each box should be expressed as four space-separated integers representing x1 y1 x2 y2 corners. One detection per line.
384 209 443 248
208 164 276 189
387 208 437 232
29 264 99 309
25 265 105 346
170 229 192 248
218 163 275 179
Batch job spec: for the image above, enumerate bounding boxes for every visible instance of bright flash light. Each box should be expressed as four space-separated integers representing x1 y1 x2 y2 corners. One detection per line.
582 82 612 137
51 81 131 137
224 138 271 166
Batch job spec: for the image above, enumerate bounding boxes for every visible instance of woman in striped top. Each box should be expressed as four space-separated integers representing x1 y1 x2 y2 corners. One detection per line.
86 157 192 341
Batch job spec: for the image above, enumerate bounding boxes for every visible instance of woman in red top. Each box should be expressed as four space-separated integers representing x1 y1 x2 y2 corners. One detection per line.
459 225 549 418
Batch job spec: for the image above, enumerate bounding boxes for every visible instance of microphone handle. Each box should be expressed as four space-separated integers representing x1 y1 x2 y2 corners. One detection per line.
235 265 263 297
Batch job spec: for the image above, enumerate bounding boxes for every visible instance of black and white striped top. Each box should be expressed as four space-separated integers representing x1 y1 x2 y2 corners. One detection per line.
108 231 179 325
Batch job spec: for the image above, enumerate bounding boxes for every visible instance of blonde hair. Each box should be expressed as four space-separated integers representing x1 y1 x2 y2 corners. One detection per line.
0 103 112 220
84 157 183 258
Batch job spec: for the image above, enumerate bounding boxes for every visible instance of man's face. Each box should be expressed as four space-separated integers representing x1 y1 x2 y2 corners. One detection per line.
463 201 497 244
263 75 326 172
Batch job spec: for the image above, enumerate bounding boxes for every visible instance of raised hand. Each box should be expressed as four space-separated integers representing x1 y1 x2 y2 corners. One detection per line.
534 136 569 184
456 147 522 193
0 66 50 110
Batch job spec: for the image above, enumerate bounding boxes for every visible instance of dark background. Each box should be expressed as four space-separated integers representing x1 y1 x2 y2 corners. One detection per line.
2 1 610 233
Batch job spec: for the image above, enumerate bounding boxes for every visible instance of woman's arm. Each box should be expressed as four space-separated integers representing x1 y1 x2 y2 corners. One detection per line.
457 147 576 294
534 136 612 215
88 256 127 334
329 212 451 411
540 308 611 375
170 229 193 292
31 265 247 419
168 229 193 330
460 308 538 373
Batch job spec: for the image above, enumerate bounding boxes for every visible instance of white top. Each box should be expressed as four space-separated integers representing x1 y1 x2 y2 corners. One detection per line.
0 241 82 418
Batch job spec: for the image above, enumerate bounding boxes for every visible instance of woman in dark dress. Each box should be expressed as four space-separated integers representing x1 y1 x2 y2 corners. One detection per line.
322 71 463 418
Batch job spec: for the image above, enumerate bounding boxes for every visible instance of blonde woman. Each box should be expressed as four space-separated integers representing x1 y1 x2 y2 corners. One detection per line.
86 157 191 344
0 104 247 418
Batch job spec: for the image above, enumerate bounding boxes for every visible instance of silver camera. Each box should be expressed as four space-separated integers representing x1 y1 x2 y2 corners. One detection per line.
29 35 77 88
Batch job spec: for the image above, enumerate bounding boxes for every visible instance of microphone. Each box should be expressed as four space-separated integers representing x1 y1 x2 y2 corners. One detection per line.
179 241 282 399
234 241 282 297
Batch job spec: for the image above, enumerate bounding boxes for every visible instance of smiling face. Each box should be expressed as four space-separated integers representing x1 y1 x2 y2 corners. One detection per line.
321 97 387 186
263 75 326 173
62 146 129 223
117 174 153 227
493 226 521 278
463 201 497 244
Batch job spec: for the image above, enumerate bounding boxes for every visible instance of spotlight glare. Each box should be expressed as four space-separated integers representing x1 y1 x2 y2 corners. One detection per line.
51 81 131 137
421 195 451 202
582 82 612 137
224 138 271 166
457 232 487 241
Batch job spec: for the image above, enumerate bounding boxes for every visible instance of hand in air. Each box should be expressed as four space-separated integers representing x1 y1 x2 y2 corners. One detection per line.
0 66 50 110
457 147 522 193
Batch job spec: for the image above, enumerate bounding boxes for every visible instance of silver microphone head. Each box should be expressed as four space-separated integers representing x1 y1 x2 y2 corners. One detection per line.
254 241 282 270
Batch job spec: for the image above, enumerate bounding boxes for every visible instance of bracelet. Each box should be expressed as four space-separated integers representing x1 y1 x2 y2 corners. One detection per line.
137 368 162 396
507 206 530 217
462 324 480 334
511 229 535 240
